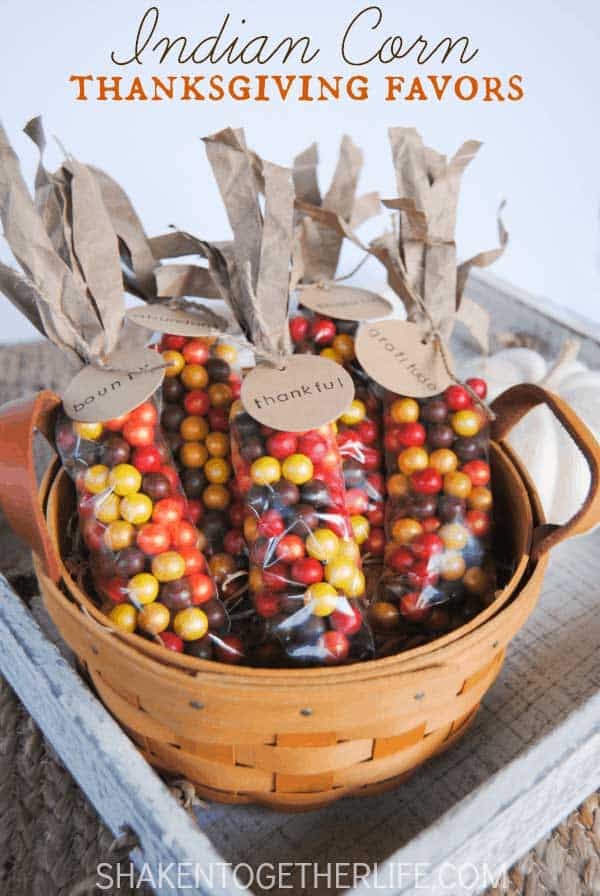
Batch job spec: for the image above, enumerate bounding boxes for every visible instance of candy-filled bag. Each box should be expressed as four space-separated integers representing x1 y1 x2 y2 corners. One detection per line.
157 334 248 599
0 121 237 664
55 396 238 661
229 405 373 665
178 127 375 666
369 382 496 640
289 305 387 560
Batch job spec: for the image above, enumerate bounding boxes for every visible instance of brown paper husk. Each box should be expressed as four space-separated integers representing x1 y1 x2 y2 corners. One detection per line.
293 135 381 285
377 128 509 351
0 120 107 365
201 128 295 363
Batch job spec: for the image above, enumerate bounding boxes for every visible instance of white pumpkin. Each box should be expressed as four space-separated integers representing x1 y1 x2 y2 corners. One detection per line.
462 341 600 526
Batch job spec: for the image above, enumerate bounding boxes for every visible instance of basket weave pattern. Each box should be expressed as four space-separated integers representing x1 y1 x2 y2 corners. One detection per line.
2 384 600 810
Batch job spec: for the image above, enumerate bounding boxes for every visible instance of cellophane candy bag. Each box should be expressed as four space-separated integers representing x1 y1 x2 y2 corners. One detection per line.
289 308 386 561
369 380 497 642
229 400 374 666
55 397 243 664
157 334 248 603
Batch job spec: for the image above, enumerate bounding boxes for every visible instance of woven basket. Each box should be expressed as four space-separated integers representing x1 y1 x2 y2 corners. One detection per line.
1 384 600 811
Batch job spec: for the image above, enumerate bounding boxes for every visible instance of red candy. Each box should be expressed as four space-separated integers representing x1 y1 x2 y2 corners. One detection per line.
132 445 163 474
445 385 472 411
410 468 443 495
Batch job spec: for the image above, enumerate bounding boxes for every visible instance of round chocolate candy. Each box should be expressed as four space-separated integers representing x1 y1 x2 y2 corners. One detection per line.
160 578 193 611
162 377 184 403
421 398 448 424
334 319 358 335
181 468 207 498
300 479 330 509
161 404 186 432
408 495 437 520
290 614 326 644
142 472 171 502
288 504 320 534
203 598 227 631
246 484 271 515
164 431 183 455
205 357 231 382
428 423 455 449
114 547 146 578
202 510 229 544
102 435 131 467
369 600 400 631
438 495 466 523
234 412 261 437
272 480 300 507
343 461 365 488
185 634 213 660
240 436 265 463
454 437 481 462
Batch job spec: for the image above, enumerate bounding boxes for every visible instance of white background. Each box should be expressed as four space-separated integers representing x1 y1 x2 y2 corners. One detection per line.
0 0 599 341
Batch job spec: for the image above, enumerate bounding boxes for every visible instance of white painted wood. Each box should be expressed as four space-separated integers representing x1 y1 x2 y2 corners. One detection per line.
0 575 241 896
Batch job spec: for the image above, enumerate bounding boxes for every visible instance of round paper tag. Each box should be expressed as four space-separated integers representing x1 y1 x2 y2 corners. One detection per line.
298 284 393 322
62 349 166 423
241 355 355 432
355 320 454 398
126 304 215 338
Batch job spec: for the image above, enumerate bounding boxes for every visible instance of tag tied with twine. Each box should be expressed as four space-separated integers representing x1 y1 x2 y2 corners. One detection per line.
155 127 357 433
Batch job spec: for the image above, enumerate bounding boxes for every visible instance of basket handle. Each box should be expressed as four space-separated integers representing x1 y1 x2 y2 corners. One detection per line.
491 382 600 560
0 390 62 582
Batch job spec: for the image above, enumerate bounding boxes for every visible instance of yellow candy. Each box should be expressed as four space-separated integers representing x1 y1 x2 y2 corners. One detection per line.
95 492 121 524
451 410 481 438
429 449 458 475
468 486 493 511
173 607 208 641
119 493 153 525
214 343 238 364
151 551 186 582
398 447 428 475
180 416 209 442
439 523 469 551
443 471 472 499
464 566 490 595
391 517 422 544
73 421 103 441
103 520 135 551
345 567 366 598
350 515 370 545
128 573 159 605
390 398 419 424
281 453 313 485
440 551 466 581
336 539 361 563
163 350 185 377
324 557 357 590
108 463 142 497
340 400 366 426
250 456 281 486
204 457 231 485
84 464 109 495
387 473 410 498
320 347 343 364
305 582 339 616
138 602 170 635
332 333 355 361
109 603 137 633
306 528 340 562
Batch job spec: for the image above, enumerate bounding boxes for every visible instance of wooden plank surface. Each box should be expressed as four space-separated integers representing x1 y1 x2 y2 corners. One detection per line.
0 575 240 896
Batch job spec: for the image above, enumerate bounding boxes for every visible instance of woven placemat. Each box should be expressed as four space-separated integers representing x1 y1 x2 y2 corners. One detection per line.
0 340 598 896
